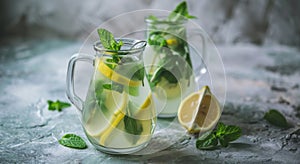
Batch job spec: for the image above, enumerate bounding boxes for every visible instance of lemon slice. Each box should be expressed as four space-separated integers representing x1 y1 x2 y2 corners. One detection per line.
97 59 141 87
99 94 155 147
84 90 127 137
166 38 178 46
178 86 221 134
98 93 128 145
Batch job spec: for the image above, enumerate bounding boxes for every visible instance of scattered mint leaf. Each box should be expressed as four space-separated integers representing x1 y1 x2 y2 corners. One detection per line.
216 122 242 144
58 134 87 149
47 100 71 112
264 109 288 128
196 122 242 150
196 132 218 150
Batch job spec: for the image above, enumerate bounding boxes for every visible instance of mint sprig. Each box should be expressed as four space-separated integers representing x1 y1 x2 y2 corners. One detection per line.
264 109 288 128
168 1 197 21
47 100 71 112
196 122 242 150
97 28 123 63
59 134 87 149
97 28 123 51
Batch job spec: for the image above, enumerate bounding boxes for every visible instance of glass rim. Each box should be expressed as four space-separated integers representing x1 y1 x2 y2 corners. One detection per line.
145 15 187 24
93 38 147 55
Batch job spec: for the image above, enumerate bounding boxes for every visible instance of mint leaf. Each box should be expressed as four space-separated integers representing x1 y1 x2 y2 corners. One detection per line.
196 122 242 150
148 32 167 47
216 122 242 143
47 100 71 112
264 109 288 128
125 86 139 97
58 134 87 149
97 28 123 51
168 1 197 21
124 115 143 136
196 132 218 150
147 15 158 21
102 83 123 93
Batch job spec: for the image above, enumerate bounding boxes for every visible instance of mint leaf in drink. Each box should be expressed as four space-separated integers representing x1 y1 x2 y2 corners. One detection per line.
97 28 123 51
196 122 242 150
148 32 168 47
124 115 143 136
168 1 197 22
102 83 124 93
47 100 71 112
147 15 159 21
196 132 218 150
264 109 288 128
58 134 87 149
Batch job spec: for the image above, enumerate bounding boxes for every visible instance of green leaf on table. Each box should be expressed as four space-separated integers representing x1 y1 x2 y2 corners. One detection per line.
196 122 242 150
196 132 218 150
58 134 87 149
216 122 242 144
47 100 71 112
264 109 288 128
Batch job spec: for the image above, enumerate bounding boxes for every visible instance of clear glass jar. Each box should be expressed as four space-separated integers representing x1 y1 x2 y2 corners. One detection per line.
66 39 156 154
144 17 197 118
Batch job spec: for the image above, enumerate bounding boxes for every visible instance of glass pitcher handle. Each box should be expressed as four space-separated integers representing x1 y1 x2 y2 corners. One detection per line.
66 53 95 111
190 29 207 61
188 29 208 76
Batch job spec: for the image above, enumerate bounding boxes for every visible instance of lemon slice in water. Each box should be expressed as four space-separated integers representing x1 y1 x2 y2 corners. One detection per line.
99 93 154 147
178 86 221 134
98 59 141 87
84 90 128 137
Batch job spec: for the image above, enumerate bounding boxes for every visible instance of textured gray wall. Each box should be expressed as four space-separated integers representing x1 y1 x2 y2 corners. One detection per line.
0 0 299 46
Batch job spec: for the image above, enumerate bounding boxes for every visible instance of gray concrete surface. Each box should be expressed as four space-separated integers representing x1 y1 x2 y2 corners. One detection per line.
0 39 299 163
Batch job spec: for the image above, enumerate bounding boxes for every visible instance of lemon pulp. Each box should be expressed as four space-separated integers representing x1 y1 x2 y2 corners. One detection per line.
178 86 221 134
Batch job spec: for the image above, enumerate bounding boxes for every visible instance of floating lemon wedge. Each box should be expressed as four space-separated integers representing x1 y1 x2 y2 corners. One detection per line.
98 92 128 146
84 90 128 137
97 59 141 87
99 93 154 146
178 86 221 134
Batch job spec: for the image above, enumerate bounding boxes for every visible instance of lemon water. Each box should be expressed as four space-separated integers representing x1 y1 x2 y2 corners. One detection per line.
82 58 156 150
143 45 196 118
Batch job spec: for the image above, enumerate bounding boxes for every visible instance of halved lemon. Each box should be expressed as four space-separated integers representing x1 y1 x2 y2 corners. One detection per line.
178 86 221 134
97 59 141 87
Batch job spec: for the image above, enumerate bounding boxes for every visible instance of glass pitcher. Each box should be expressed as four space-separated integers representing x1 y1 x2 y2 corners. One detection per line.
144 16 207 118
66 39 156 154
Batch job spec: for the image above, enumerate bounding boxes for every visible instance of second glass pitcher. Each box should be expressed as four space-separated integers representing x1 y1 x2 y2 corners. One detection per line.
144 16 206 118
